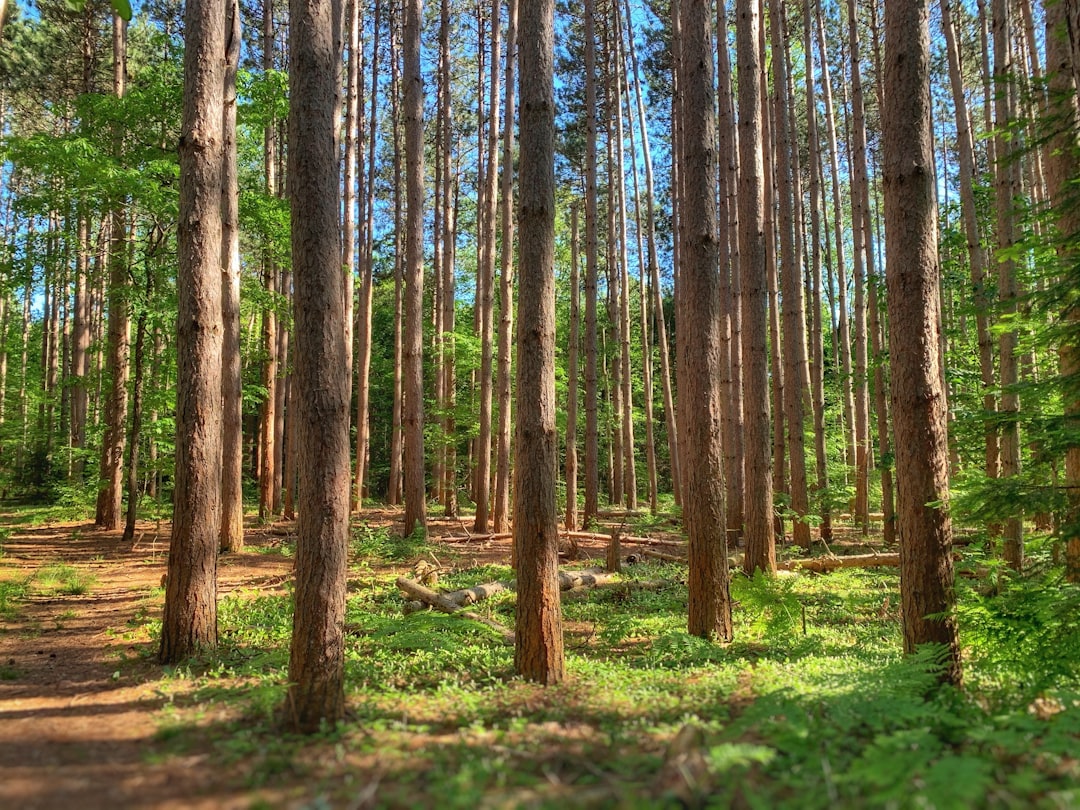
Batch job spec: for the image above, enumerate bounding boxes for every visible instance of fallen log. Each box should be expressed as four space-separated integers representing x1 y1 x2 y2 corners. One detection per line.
394 576 515 643
776 552 900 573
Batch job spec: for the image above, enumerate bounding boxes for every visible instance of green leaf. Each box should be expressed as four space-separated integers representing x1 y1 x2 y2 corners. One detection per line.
112 0 133 21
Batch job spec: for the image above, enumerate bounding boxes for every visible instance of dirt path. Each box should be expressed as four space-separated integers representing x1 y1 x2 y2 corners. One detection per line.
0 519 294 810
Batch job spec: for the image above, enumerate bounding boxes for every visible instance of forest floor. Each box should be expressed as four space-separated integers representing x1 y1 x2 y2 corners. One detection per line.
0 505 1077 809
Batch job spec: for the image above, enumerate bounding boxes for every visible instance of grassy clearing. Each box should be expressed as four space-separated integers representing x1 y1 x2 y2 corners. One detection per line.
123 532 1080 809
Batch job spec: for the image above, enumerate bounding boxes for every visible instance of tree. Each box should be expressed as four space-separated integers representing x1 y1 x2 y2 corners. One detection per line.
737 0 775 575
402 0 427 536
883 0 962 685
513 0 564 684
583 0 600 529
160 0 225 664
678 0 733 640
220 0 243 553
285 0 350 731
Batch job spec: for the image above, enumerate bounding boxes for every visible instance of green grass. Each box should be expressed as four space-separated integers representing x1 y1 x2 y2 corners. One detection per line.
123 553 1080 808
0 577 30 620
33 563 96 596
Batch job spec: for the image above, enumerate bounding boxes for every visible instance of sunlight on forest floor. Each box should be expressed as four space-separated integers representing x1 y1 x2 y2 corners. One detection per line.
0 505 1077 809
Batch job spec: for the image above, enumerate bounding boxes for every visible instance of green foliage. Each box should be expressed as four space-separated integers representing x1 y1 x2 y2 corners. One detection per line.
0 577 31 619
33 563 96 595
350 523 428 562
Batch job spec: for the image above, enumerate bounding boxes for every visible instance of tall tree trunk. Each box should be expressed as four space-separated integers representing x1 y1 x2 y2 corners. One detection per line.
1045 0 1080 581
803 0 830 542
439 0 457 518
994 0 1024 570
771 0 811 549
343 0 360 508
565 204 581 530
493 0 519 533
583 0 601 527
387 6 405 505
402 0 427 536
285 0 350 732
220 0 244 552
514 0 565 683
738 0 775 575
474 0 501 533
160 0 224 663
95 15 130 531
815 2 856 480
258 0 278 522
940 0 999 481
883 0 962 686
847 0 871 535
678 0 733 641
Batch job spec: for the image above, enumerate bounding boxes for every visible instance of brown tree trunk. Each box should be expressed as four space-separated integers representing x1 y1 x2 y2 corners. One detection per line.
258 0 278 522
220 0 244 553
387 2 405 505
285 0 350 732
494 0 519 533
583 0 601 527
994 0 1024 570
565 204 581 531
883 0 962 685
95 15 130 531
1044 0 1080 581
402 0 427 536
514 0 565 683
343 0 360 507
803 0 830 542
160 0 224 663
677 0 733 640
771 0 811 549
474 0 501 533
738 0 775 575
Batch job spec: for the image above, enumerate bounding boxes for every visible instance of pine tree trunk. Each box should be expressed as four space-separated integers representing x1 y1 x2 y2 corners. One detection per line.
565 204 580 531
771 0 811 549
160 0 223 663
514 0 565 683
677 0 733 641
737 0 774 574
220 0 244 553
285 0 350 732
402 0 427 536
883 0 962 685
583 0 601 527
1044 0 1080 581
258 0 278 522
493 0 519 533
993 0 1024 570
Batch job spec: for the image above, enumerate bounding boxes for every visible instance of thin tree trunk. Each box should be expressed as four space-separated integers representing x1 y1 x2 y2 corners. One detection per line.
220 0 244 552
565 204 581 530
994 0 1024 570
258 0 278 522
583 0 601 527
738 0 774 574
493 0 519 533
343 0 360 508
387 3 404 505
402 0 427 535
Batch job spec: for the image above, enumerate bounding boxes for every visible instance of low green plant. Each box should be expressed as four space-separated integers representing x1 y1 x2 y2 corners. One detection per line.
33 563 96 596
0 577 30 619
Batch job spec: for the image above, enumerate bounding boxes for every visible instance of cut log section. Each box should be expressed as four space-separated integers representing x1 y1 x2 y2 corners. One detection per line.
394 576 515 643
775 553 901 573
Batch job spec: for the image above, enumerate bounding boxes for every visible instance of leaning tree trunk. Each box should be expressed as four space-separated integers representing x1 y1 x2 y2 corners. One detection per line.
285 0 350 733
160 0 224 664
514 0 565 684
883 0 962 686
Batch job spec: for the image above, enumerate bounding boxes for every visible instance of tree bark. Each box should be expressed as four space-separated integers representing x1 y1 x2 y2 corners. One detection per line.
566 203 581 531
583 0 601 528
160 0 224 663
677 0 733 641
402 0 427 535
883 0 962 685
285 0 350 732
220 0 244 553
514 0 565 683
737 0 774 575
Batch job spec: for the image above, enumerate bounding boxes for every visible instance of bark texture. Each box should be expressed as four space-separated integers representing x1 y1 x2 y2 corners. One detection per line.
883 0 962 685
285 0 350 733
160 0 224 664
678 0 733 641
513 0 565 684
